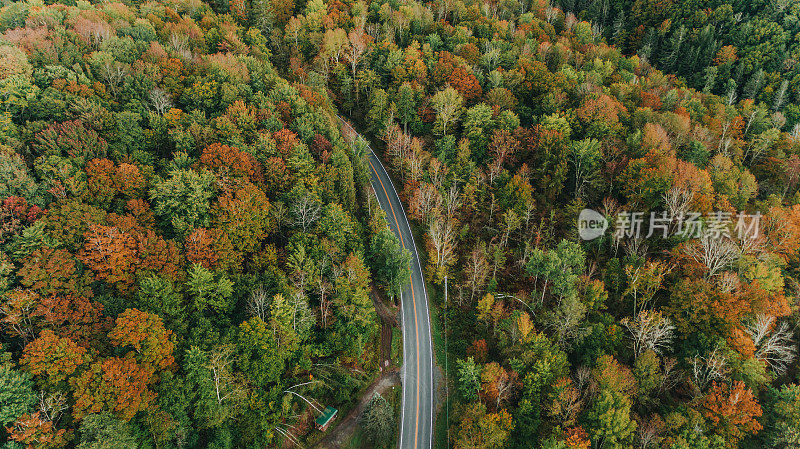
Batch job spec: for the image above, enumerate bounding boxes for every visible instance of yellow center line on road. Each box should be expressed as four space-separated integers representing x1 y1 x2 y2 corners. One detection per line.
367 156 421 449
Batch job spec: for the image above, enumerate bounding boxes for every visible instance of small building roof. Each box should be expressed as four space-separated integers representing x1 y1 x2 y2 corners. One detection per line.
315 406 338 427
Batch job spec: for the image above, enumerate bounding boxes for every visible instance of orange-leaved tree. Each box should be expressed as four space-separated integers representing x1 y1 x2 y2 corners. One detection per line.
71 357 156 421
33 294 110 348
5 412 67 449
211 182 271 255
79 224 138 293
18 247 93 298
701 381 763 445
85 158 116 207
21 329 90 387
108 308 175 371
199 143 260 182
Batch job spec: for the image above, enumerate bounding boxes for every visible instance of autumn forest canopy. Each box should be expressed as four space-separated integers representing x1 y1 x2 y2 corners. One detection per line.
2 0 800 448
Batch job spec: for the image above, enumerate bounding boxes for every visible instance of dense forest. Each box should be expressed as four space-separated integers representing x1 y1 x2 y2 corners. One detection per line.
0 0 413 447
245 0 800 447
3 0 800 448
568 0 800 130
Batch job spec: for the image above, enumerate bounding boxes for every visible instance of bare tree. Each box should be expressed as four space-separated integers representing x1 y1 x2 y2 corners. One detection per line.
267 202 287 232
660 357 680 392
773 79 789 111
623 261 669 316
98 60 127 97
623 235 649 259
428 217 456 278
410 182 442 224
545 3 559 23
621 310 675 357
208 345 246 406
547 295 588 347
316 276 333 328
522 199 536 234
383 125 412 167
636 415 664 449
429 158 448 190
288 246 316 294
246 286 270 321
574 366 593 399
444 184 461 220
345 28 369 101
288 291 315 336
292 194 321 233
684 234 739 278
437 0 455 20
169 32 193 60
149 87 173 115
462 243 489 305
690 346 729 394
0 292 37 343
663 187 693 223
486 366 516 410
38 391 68 425
500 209 521 249
715 271 740 293
746 314 797 376
405 147 427 183
546 379 582 425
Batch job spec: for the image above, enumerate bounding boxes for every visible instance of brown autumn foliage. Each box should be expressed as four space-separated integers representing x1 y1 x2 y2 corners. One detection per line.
592 354 638 398
701 381 763 444
5 412 68 449
18 247 93 298
33 294 110 348
21 329 89 386
762 204 800 262
185 227 218 269
262 156 291 193
71 357 156 421
125 198 156 229
449 67 483 102
85 158 116 206
199 142 261 182
211 182 272 255
78 225 138 293
114 163 146 199
108 308 175 371
273 128 300 158
134 230 183 281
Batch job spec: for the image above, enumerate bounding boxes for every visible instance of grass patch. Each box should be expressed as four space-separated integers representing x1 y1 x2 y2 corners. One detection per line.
342 428 366 449
391 326 403 365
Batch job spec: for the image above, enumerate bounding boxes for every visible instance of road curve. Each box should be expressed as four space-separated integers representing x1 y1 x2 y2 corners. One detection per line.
339 118 435 449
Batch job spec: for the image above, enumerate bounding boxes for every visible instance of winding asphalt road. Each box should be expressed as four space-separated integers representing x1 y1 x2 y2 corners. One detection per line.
339 118 435 449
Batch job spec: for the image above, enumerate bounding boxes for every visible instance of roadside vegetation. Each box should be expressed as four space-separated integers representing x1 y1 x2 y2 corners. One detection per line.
3 0 800 447
0 1 409 447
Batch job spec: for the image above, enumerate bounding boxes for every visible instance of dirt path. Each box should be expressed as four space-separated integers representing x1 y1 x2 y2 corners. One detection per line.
372 285 399 327
311 287 400 448
313 368 401 449
371 285 399 372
